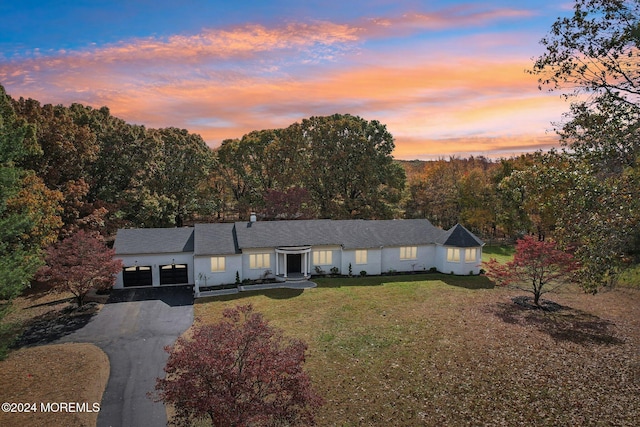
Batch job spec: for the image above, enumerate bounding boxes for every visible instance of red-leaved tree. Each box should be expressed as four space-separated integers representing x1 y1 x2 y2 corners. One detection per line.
154 304 322 427
38 230 122 306
483 235 579 306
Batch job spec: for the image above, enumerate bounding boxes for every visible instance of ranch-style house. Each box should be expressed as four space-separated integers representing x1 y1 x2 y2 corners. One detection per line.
113 217 484 297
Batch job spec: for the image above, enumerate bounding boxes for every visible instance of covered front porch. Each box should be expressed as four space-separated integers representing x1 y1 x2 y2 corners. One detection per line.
275 246 312 281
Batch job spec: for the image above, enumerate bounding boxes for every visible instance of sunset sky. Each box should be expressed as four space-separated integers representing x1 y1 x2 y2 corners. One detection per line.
0 0 574 160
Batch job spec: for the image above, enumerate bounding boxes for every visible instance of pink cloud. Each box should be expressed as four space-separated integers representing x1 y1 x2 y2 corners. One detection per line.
394 134 560 160
360 5 535 36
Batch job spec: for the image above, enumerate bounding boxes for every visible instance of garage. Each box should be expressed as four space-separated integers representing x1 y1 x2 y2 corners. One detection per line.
159 264 189 285
122 266 153 287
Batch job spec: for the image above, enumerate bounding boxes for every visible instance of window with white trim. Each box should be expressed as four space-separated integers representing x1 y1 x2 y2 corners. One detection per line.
447 248 460 262
355 249 368 264
313 250 333 265
465 248 477 263
210 256 225 272
250 253 271 269
400 246 417 260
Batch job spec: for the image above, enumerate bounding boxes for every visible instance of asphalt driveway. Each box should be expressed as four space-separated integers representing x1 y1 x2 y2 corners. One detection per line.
57 286 194 427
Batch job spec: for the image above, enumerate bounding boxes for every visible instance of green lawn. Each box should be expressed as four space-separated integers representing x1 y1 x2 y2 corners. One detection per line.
481 244 515 264
194 274 640 426
619 264 640 289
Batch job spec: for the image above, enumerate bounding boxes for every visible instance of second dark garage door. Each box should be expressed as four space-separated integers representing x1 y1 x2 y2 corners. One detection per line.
159 264 189 285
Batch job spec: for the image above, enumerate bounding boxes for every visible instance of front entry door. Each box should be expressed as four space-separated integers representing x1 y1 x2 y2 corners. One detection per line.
287 253 302 274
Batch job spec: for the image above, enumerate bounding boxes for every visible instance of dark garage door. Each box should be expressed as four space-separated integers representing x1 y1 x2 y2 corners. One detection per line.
122 266 153 287
159 264 189 285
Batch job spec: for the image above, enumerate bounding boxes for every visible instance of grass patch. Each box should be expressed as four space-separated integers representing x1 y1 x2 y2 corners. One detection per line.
618 264 640 289
194 275 640 426
482 244 515 264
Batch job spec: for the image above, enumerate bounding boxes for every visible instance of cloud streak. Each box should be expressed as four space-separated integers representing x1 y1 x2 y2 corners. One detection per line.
0 5 565 159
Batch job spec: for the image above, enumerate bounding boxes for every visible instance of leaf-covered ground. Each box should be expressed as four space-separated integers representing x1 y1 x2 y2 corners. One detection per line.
0 343 109 427
0 290 109 427
195 275 640 426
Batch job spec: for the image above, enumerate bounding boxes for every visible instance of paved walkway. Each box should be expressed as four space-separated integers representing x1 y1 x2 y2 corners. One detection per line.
57 286 194 427
197 280 317 297
239 280 317 291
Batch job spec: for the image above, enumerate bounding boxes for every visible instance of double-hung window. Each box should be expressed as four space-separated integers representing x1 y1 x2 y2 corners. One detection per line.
210 256 225 272
400 246 417 260
465 248 477 263
250 253 270 269
355 250 368 264
313 250 332 265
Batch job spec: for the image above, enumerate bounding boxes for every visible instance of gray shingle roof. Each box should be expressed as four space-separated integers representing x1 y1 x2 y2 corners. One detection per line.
436 224 484 247
193 223 239 255
114 227 194 255
114 219 484 256
233 219 444 250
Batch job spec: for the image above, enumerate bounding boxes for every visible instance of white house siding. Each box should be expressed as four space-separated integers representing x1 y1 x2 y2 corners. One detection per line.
115 252 194 288
381 245 437 274
193 254 242 290
342 248 382 276
436 246 482 275
310 245 342 275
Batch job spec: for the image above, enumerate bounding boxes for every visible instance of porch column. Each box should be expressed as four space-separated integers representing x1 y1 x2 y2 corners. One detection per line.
304 252 310 278
275 250 279 276
303 252 308 278
283 253 287 278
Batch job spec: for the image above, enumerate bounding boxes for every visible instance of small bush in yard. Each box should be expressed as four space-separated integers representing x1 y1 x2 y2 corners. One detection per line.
154 304 322 427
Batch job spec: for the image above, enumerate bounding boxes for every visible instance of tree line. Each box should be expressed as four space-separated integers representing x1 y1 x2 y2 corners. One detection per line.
1 0 639 305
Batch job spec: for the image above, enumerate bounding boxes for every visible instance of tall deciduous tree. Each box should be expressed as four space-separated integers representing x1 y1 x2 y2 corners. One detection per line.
484 236 579 306
216 133 276 218
152 127 215 227
155 304 322 427
530 0 640 288
403 160 460 228
216 115 406 220
38 230 122 306
403 157 499 236
0 85 44 302
532 0 640 106
11 98 109 235
298 114 405 219
6 171 62 248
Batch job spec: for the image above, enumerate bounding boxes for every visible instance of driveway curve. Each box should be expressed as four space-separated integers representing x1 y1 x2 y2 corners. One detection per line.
57 286 194 427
